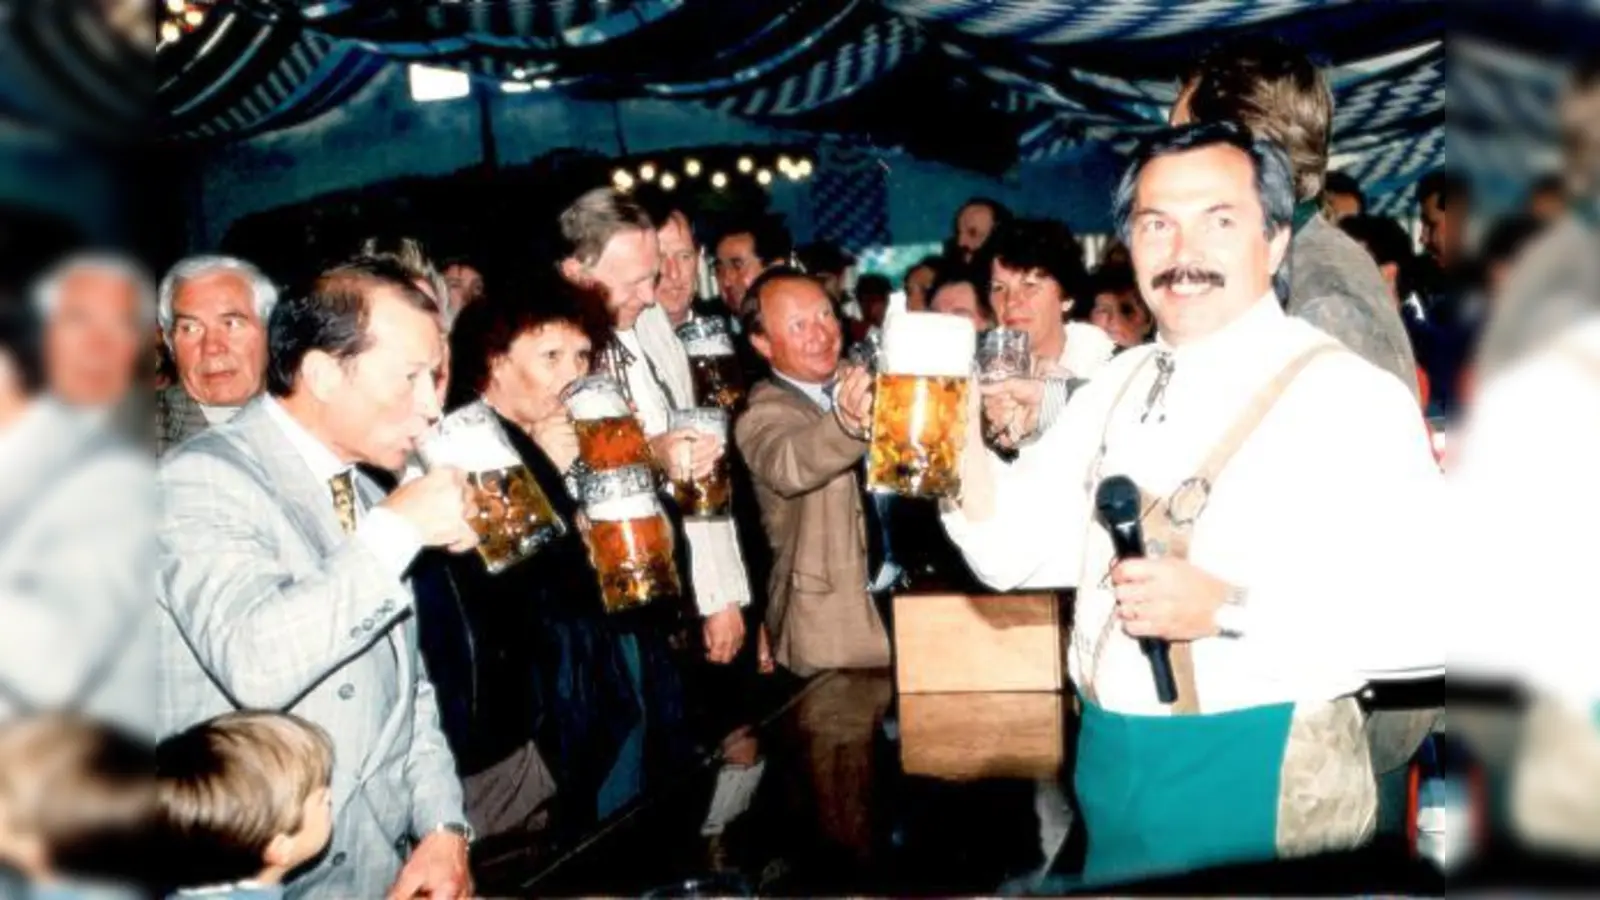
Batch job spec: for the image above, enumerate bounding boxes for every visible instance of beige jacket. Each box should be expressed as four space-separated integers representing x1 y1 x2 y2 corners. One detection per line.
734 379 889 676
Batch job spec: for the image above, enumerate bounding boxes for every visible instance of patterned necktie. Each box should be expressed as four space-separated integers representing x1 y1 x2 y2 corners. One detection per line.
329 469 359 535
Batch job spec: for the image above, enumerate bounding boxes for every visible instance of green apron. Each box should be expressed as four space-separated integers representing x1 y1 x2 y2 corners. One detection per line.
1071 343 1348 886
1074 692 1294 886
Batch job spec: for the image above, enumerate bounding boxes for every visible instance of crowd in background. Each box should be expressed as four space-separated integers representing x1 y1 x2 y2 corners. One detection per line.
2 31 1595 900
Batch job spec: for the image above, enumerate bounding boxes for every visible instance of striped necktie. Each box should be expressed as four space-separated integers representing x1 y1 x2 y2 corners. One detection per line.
329 470 359 535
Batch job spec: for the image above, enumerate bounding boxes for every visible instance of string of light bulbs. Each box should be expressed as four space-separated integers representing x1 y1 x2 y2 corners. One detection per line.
159 0 212 48
611 152 814 193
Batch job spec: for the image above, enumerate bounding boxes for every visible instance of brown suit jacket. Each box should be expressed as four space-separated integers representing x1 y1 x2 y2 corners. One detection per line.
734 378 889 676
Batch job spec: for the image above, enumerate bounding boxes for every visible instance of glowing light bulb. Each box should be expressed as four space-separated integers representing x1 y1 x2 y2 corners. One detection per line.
777 155 793 172
756 169 773 186
660 172 678 190
639 163 657 182
796 158 813 177
166 0 186 13
737 156 754 173
711 172 729 189
684 158 702 177
612 169 635 191
160 20 182 44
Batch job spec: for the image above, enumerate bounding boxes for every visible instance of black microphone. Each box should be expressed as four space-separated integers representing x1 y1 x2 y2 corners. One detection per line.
1094 475 1179 705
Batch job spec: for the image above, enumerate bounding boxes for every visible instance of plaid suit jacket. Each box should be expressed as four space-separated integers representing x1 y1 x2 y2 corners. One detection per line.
155 398 464 898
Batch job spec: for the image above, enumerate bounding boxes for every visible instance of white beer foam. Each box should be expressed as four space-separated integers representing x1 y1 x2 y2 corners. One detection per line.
422 426 520 472
565 384 631 420
587 493 662 522
683 334 735 356
881 311 976 377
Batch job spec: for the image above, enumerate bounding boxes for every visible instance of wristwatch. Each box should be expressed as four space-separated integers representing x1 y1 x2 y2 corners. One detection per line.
430 821 476 845
1214 585 1249 639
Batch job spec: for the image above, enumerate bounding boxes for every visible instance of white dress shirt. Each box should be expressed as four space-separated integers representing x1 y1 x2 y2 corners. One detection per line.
944 292 1444 714
1446 315 1600 715
614 324 752 617
261 398 421 578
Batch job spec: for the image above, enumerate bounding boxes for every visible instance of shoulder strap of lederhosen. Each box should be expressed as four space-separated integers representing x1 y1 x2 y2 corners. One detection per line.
1142 342 1345 714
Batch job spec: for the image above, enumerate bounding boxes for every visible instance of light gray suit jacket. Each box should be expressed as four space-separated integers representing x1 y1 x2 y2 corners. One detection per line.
0 401 154 735
155 398 464 898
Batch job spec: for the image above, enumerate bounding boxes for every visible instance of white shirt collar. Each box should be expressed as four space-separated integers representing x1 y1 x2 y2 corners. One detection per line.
261 396 350 484
199 403 242 426
774 370 832 411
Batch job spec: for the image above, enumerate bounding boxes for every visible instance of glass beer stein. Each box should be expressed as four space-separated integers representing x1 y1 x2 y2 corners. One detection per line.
865 312 976 499
416 401 567 574
575 464 682 613
676 316 745 411
664 408 732 519
562 375 654 472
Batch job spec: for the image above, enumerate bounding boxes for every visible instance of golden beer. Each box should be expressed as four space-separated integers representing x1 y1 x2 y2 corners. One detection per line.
576 464 681 613
664 407 732 519
678 317 745 411
574 416 654 471
416 400 568 575
564 376 655 472
688 354 745 411
466 464 566 574
588 515 681 613
865 373 970 499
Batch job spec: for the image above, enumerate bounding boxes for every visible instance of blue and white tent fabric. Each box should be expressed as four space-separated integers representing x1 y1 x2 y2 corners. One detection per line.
0 0 1456 212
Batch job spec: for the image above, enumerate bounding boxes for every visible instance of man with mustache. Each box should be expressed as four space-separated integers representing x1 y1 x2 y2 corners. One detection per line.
941 123 1443 885
155 255 277 455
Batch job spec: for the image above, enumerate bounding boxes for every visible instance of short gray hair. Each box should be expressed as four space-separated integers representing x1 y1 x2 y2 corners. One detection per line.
157 255 278 346
559 187 653 266
32 253 156 324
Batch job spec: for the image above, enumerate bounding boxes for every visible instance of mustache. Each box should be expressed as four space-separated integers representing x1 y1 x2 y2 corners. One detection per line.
1152 266 1226 290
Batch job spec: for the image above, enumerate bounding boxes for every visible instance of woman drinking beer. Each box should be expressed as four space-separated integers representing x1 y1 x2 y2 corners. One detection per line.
411 269 696 844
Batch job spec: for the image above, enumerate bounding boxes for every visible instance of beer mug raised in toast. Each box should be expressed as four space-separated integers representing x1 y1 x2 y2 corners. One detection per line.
562 375 654 472
865 312 976 499
575 464 682 613
664 407 732 519
676 316 745 412
416 401 567 574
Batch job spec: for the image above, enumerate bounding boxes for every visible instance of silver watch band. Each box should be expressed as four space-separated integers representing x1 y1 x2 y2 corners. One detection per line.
430 821 476 844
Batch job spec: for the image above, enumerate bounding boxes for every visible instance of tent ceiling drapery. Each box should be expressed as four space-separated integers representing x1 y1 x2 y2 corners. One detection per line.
2 1 1451 212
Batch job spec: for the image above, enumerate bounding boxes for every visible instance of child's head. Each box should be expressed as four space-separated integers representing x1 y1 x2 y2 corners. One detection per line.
155 711 334 886
0 714 158 887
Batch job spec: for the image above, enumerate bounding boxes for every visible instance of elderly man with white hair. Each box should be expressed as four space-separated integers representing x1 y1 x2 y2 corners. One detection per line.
34 253 154 417
154 255 278 454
